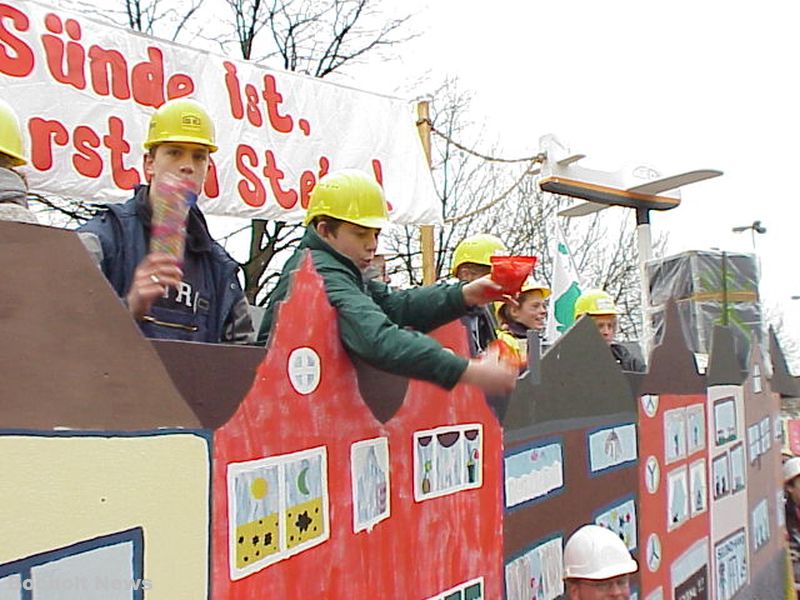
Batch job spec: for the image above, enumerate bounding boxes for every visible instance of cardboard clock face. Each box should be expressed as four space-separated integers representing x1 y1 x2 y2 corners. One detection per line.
288 347 321 395
645 456 660 494
641 395 659 418
646 533 662 573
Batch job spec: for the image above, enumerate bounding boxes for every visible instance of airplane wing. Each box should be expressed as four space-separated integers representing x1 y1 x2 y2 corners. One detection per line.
558 201 608 218
557 154 586 166
626 169 723 195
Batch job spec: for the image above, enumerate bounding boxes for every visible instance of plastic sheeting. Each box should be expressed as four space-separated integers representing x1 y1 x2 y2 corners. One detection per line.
646 250 762 368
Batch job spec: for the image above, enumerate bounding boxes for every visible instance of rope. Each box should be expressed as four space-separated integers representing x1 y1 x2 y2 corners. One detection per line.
417 117 546 164
444 160 540 224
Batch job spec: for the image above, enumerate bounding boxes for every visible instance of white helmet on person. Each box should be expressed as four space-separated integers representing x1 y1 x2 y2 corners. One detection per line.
563 524 638 580
784 457 800 484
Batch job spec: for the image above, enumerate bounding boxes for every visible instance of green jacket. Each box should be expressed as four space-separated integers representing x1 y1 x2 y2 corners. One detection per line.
258 227 470 389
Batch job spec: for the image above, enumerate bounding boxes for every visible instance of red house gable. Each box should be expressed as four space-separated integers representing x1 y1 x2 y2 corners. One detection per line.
212 253 502 598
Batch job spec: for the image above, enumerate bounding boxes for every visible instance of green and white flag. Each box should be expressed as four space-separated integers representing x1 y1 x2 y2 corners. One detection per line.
545 230 582 343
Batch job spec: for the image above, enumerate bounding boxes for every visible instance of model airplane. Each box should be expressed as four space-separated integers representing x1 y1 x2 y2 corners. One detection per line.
533 135 723 217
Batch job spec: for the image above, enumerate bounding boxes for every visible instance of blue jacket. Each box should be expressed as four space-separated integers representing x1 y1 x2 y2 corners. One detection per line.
78 186 252 343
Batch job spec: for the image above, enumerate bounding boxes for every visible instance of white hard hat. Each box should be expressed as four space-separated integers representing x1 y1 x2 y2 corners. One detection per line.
784 457 800 483
563 525 638 580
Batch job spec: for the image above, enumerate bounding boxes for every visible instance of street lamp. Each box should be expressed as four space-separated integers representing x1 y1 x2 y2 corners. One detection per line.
732 220 767 249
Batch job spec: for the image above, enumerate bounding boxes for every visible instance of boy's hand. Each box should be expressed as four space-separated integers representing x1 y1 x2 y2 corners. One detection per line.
462 276 517 306
459 351 518 395
126 252 183 320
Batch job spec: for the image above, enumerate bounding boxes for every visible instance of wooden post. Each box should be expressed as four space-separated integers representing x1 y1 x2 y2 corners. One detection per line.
416 101 436 285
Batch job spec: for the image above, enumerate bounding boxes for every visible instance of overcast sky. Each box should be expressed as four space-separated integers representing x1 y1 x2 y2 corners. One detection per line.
348 0 799 365
48 0 800 365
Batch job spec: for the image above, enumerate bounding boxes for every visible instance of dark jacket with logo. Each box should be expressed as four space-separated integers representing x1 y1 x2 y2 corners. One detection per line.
611 342 646 373
78 186 252 343
258 226 470 389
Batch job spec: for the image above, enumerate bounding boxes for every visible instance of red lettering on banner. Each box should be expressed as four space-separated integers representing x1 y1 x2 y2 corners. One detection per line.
35 9 197 108
370 160 393 210
0 3 34 77
262 75 293 133
73 125 102 177
102 116 139 189
263 149 296 209
223 65 307 139
27 114 223 197
29 117 69 170
299 157 331 208
235 149 341 211
130 47 166 108
223 61 244 119
244 83 262 127
165 73 193 100
130 47 195 107
88 46 130 98
236 145 266 207
299 170 315 209
203 158 219 199
42 14 85 90
318 156 330 179
371 159 383 185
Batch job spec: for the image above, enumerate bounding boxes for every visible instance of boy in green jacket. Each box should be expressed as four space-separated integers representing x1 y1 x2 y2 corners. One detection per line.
257 169 516 395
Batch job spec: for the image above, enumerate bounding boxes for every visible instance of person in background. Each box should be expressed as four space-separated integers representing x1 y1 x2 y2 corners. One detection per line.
496 278 550 364
497 278 550 338
0 99 37 225
562 524 638 600
450 233 507 356
258 170 517 396
784 456 800 596
573 289 646 373
78 99 253 344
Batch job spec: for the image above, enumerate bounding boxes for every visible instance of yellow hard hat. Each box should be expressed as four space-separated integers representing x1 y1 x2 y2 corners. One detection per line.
0 98 26 166
496 279 551 323
304 169 390 229
144 98 217 152
520 278 551 299
450 234 507 276
574 289 619 319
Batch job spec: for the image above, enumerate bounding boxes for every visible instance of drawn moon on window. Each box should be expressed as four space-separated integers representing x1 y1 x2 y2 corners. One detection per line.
297 466 311 496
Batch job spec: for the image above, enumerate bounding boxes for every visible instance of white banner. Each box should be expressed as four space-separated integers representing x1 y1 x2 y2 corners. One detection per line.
0 0 441 224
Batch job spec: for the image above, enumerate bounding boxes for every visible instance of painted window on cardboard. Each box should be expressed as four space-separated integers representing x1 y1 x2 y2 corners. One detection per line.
714 397 737 446
712 453 730 500
414 424 482 502
505 536 563 600
751 498 770 551
594 496 637 551
664 408 688 464
671 539 709 600
689 459 707 517
747 424 760 465
686 404 706 456
714 529 747 600
351 437 390 533
729 443 746 494
644 588 663 600
588 423 637 473
228 446 329 579
760 417 771 453
425 577 484 600
504 440 563 509
0 528 145 600
752 363 762 394
667 466 689 530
